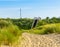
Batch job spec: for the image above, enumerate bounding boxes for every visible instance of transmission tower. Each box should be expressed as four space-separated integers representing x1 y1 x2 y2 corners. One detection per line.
20 8 22 18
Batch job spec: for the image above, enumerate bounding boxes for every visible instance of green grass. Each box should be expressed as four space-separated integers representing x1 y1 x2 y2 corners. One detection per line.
0 20 60 46
0 20 23 45
28 23 60 34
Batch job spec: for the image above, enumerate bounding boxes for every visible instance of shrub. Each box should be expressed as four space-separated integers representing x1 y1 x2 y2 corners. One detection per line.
0 20 22 45
0 20 12 29
54 23 60 33
30 23 60 34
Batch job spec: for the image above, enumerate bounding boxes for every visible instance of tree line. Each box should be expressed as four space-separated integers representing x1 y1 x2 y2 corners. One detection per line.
0 17 60 30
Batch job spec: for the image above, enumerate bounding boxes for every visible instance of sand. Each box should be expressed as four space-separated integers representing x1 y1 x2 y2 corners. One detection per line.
20 33 60 47
1 33 60 47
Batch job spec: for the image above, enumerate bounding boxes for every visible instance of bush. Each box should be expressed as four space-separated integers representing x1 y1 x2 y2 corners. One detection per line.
0 20 22 45
29 23 60 34
0 20 12 28
54 23 60 33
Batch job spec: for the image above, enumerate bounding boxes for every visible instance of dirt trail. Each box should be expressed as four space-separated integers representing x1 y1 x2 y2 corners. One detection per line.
20 33 60 47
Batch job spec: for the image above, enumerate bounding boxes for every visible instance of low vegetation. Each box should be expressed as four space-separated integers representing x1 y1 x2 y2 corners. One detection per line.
0 17 60 46
29 23 60 34
0 20 22 45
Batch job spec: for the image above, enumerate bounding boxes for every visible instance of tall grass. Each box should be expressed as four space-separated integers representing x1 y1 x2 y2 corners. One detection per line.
0 20 22 45
28 23 60 34
0 20 60 46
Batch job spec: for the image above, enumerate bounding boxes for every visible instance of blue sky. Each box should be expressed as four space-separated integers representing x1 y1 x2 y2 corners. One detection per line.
0 0 60 18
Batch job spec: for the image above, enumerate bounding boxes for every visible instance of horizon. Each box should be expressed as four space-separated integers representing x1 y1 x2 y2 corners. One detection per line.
0 0 60 18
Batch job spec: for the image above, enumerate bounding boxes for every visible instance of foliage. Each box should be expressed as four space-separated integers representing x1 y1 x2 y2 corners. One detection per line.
0 17 60 30
11 18 33 30
30 23 60 34
0 20 22 45
0 20 10 28
0 17 60 45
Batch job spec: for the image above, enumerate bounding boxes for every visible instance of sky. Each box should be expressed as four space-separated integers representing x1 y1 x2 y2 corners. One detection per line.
0 0 60 18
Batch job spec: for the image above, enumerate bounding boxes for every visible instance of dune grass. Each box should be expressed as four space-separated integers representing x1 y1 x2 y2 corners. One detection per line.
0 20 23 45
28 23 60 34
0 20 60 46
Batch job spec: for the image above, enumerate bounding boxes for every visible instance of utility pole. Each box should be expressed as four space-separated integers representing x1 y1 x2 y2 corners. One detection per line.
20 8 22 18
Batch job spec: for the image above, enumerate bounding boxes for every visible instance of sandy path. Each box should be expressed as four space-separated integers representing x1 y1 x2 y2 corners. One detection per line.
1 33 60 47
20 33 60 47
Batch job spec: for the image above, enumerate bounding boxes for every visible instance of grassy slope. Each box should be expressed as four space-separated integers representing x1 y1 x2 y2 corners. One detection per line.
27 23 60 34
0 20 60 46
